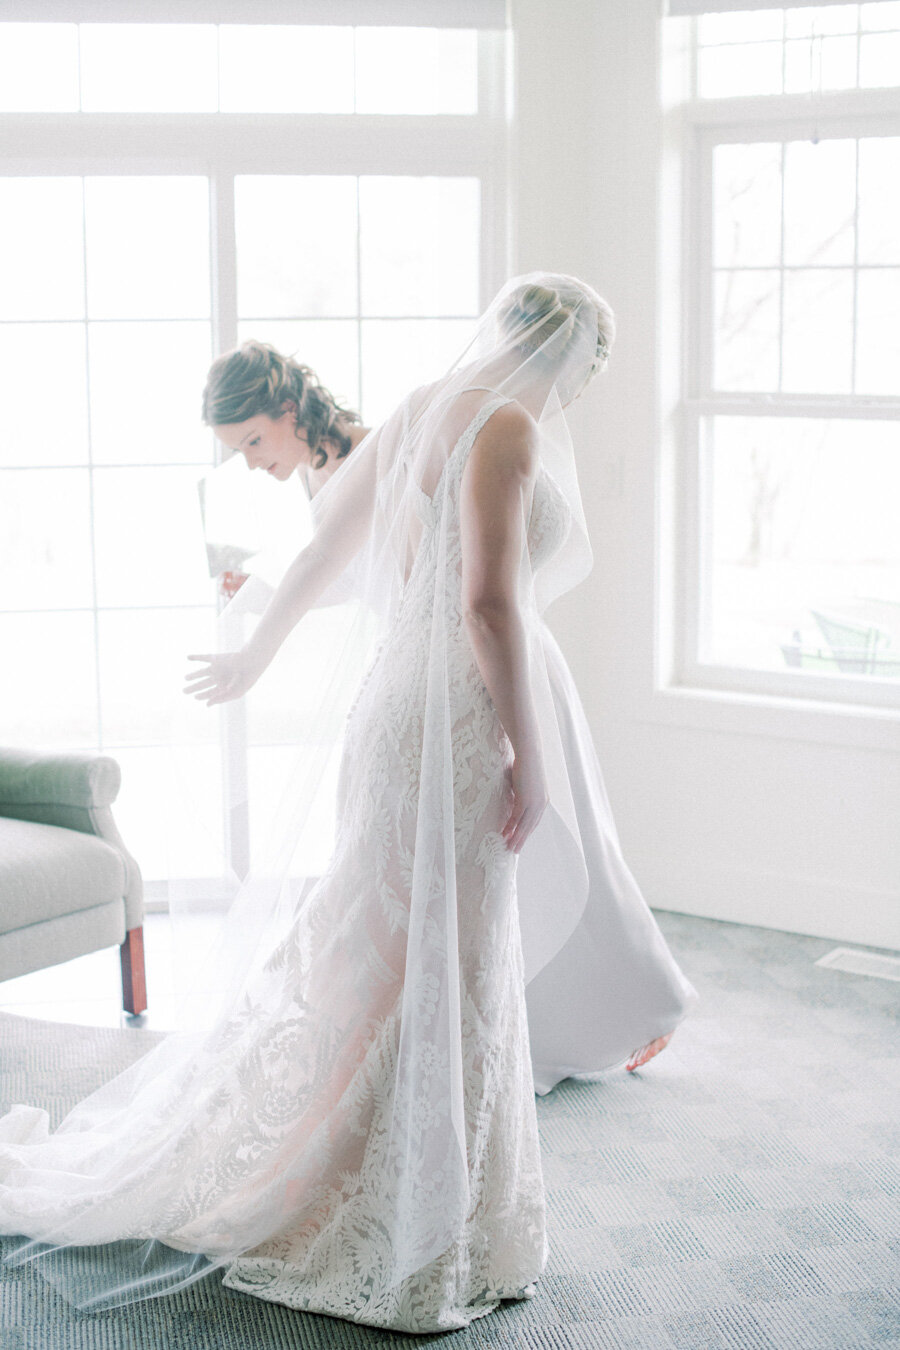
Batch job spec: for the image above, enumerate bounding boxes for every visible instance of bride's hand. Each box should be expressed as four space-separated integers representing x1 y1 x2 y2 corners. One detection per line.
501 750 549 854
183 649 264 706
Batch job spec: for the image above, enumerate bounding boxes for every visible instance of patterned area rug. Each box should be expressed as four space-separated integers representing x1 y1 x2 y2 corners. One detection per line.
1 911 898 1349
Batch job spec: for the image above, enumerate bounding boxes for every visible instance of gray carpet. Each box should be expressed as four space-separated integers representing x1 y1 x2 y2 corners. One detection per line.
1 910 898 1349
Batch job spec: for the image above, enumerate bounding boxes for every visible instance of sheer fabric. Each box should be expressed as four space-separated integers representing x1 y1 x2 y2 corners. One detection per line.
0 272 698 1331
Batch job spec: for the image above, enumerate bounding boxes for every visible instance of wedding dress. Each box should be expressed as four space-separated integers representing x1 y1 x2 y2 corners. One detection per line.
0 393 552 1334
0 272 698 1334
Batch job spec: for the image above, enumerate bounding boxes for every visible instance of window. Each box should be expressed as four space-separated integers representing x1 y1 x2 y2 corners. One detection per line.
696 3 900 98
0 22 480 115
0 9 507 891
673 2 900 709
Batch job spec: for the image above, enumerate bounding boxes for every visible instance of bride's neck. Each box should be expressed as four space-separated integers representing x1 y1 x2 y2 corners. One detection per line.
465 356 555 419
309 422 371 479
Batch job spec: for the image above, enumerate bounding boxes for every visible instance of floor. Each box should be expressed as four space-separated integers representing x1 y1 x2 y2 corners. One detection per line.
2 911 898 1348
0 910 187 1032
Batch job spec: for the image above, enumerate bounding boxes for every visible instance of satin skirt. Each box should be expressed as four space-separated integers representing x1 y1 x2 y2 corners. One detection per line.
518 622 700 1096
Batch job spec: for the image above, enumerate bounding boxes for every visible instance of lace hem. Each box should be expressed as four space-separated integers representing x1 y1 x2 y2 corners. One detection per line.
221 1255 543 1334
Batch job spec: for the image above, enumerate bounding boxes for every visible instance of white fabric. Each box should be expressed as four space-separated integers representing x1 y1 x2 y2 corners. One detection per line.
0 271 699 1332
522 623 699 1094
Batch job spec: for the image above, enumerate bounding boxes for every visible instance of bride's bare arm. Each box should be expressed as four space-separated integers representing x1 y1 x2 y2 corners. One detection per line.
187 427 379 705
459 404 548 852
243 441 377 670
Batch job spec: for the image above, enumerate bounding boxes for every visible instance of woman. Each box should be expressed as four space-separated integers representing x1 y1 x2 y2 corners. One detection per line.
199 335 698 1089
0 272 697 1334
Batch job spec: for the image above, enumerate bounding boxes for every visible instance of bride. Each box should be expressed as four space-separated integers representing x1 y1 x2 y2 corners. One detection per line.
0 272 698 1334
201 318 699 1093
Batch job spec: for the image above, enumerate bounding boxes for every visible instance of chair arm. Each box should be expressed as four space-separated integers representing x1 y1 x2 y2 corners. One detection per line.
0 747 121 815
0 747 143 928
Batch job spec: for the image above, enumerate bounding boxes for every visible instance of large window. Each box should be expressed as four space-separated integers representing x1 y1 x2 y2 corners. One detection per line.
674 2 900 708
0 8 507 893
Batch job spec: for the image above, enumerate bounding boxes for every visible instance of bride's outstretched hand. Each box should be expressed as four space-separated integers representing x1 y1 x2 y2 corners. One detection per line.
501 750 549 854
183 649 264 706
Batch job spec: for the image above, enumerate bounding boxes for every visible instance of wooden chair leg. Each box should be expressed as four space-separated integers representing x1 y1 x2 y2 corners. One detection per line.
120 925 148 1015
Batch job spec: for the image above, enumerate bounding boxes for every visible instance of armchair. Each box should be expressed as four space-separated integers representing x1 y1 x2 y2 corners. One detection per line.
0 747 147 1016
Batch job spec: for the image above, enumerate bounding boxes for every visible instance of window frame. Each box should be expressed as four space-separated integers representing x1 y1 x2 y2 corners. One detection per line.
653 15 900 751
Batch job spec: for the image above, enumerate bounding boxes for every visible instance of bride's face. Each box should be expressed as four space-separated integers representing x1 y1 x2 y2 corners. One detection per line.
213 402 310 481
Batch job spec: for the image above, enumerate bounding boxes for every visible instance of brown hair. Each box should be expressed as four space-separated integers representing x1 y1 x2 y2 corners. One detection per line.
499 282 575 349
201 340 362 470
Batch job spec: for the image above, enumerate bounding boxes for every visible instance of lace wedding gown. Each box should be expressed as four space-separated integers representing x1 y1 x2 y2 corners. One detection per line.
218 392 551 1322
1 389 698 1334
0 394 550 1335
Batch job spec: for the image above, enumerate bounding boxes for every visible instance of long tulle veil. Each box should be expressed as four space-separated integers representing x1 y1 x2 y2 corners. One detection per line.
0 270 614 1312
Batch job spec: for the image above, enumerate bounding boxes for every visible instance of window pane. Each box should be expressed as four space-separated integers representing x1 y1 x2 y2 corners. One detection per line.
108 745 224 880
710 133 900 396
0 324 88 467
85 177 210 320
713 143 782 269
861 1 900 29
236 177 358 319
785 6 859 37
0 469 93 610
0 612 98 746
783 140 856 268
713 270 781 392
79 23 217 112
98 607 217 746
782 268 854 393
92 467 211 608
219 26 353 113
858 138 900 264
355 28 478 114
359 177 480 317
699 12 784 44
0 178 84 320
361 319 477 424
88 321 213 465
236 319 360 419
704 416 900 681
860 28 900 84
698 43 784 98
856 269 900 394
0 23 78 111
784 35 858 92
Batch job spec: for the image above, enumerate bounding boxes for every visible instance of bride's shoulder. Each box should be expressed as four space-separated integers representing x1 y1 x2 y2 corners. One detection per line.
405 378 443 421
468 399 539 486
476 397 538 450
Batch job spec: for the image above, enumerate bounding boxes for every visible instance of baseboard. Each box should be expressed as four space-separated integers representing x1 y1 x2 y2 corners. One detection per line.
636 859 900 952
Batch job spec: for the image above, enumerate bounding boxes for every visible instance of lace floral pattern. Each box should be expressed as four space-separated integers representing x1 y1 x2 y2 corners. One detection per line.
0 396 574 1336
216 397 570 1332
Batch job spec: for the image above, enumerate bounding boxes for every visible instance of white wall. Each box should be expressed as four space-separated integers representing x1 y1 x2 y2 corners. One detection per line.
508 0 900 950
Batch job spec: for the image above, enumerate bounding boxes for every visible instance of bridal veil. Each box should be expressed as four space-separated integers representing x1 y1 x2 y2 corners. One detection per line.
1 270 616 1312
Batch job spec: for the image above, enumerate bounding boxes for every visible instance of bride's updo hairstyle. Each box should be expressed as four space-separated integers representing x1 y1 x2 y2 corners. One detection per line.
496 277 616 394
201 339 363 470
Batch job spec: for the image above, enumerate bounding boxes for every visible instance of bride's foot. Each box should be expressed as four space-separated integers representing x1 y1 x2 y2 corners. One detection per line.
625 1030 674 1073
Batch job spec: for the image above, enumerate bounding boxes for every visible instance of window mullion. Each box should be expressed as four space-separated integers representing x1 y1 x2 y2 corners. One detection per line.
851 135 860 393
210 164 248 880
